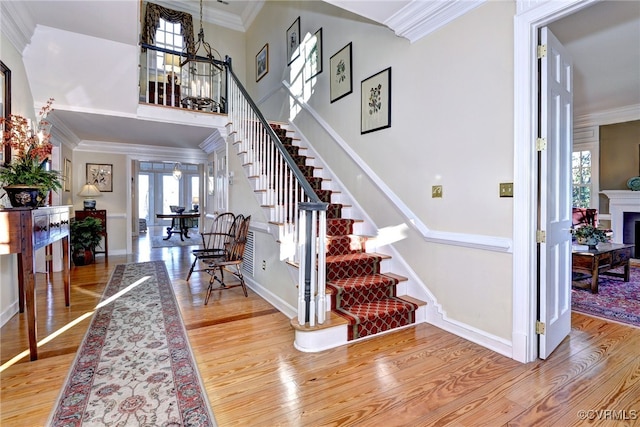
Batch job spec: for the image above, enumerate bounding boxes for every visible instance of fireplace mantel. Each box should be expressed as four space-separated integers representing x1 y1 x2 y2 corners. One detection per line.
601 190 640 244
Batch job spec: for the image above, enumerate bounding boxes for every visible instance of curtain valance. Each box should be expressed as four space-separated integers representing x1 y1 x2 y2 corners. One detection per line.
142 2 194 54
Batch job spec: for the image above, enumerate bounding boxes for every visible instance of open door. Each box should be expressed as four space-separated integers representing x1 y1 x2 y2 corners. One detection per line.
538 27 573 359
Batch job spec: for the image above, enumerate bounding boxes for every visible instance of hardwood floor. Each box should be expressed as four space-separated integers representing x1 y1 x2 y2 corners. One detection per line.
1 228 639 426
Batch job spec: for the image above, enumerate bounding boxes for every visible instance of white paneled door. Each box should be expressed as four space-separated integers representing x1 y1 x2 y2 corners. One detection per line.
538 27 573 359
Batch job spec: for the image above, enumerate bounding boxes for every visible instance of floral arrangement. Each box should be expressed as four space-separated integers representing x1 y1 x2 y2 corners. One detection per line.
571 225 611 243
0 98 62 192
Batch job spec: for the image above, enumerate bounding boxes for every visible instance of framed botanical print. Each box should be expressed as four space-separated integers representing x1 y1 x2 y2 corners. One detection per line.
256 43 269 82
361 67 392 134
286 17 301 65
329 42 352 103
305 28 322 81
86 163 113 192
63 158 72 192
1 61 11 165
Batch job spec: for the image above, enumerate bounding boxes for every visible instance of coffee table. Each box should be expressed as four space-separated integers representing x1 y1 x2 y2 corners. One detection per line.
572 243 634 294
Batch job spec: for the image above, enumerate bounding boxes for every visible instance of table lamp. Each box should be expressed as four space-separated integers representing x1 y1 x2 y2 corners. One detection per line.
78 183 101 210
192 196 199 212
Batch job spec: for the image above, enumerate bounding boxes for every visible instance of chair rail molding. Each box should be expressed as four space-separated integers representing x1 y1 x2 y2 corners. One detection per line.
281 80 513 254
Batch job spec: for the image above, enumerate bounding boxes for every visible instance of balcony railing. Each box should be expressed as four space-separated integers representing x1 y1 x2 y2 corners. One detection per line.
139 43 226 113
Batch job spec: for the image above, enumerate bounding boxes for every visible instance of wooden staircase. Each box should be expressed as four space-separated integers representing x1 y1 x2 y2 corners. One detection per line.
232 122 426 350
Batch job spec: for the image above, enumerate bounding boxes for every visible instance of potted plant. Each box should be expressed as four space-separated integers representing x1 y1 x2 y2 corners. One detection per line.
70 216 104 265
571 224 611 249
0 98 62 207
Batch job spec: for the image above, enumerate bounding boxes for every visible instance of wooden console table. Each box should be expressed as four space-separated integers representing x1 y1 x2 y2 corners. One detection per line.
572 243 634 294
0 206 71 360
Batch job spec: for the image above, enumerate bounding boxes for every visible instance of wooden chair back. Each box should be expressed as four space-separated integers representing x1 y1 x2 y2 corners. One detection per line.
201 212 236 251
225 215 251 263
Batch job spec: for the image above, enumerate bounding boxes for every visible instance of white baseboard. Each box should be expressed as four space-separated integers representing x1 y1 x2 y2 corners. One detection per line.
0 301 19 328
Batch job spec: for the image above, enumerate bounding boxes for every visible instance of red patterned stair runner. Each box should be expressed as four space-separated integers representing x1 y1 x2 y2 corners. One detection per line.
271 124 418 340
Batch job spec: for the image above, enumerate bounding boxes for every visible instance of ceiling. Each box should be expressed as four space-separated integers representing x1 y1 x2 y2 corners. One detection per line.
4 1 639 151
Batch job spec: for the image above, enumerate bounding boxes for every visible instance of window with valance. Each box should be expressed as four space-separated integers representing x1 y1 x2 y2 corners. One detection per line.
142 2 194 54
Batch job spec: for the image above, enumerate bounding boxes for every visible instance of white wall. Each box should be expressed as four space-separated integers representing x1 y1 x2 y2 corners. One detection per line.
239 1 516 340
0 32 37 325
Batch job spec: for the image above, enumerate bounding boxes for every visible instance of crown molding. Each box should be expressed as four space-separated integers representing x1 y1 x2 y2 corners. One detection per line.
0 1 35 53
199 129 225 154
574 104 640 128
75 140 207 163
385 0 486 43
49 116 81 149
153 0 252 32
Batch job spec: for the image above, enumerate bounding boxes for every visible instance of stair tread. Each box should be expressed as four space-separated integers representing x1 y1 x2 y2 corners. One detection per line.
335 297 418 320
326 252 392 262
328 273 399 287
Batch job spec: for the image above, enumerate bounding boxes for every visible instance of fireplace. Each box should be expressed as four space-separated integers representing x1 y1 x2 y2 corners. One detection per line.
602 190 640 255
623 213 640 257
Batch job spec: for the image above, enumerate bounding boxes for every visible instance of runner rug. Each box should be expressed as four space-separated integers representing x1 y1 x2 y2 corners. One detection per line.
48 261 217 426
572 265 640 328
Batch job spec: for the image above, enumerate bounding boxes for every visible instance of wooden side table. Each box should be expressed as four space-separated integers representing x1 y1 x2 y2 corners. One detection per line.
75 209 108 258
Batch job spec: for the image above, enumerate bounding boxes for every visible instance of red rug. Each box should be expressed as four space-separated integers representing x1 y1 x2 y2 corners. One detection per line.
572 265 640 327
48 261 216 426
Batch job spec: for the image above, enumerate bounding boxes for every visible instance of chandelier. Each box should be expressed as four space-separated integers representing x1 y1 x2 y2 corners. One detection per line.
180 0 222 112
173 162 183 180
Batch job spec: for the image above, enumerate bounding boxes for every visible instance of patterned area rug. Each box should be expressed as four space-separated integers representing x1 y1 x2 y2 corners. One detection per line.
572 265 640 327
48 261 217 426
151 234 201 248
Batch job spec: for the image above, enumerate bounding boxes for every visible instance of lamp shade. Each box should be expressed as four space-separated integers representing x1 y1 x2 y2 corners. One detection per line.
78 183 101 209
192 196 199 204
78 184 102 197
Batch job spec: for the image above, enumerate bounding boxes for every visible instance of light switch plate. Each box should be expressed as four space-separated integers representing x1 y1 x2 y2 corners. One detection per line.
432 185 443 198
500 182 513 197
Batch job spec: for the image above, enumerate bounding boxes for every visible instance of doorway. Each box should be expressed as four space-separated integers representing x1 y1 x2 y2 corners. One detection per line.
512 0 600 363
136 161 202 235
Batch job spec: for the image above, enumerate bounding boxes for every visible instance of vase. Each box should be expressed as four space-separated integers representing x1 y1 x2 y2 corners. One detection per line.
576 236 598 250
72 248 95 266
3 185 48 208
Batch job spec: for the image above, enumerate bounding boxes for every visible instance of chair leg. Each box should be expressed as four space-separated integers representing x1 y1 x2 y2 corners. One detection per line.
234 265 248 297
204 266 222 304
186 256 198 281
204 282 213 305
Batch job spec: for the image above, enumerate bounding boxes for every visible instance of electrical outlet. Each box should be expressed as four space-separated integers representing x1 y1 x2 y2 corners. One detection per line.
500 182 514 197
432 185 443 198
262 260 266 270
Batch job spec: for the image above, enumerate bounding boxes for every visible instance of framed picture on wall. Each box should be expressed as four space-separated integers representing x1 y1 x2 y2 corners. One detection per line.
256 43 269 82
1 60 11 165
286 17 301 65
63 158 72 192
329 42 352 103
305 28 322 82
361 67 392 134
86 163 113 192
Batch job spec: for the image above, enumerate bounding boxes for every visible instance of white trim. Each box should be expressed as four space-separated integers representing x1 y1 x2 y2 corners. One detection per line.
575 104 640 128
573 126 600 211
601 190 640 244
513 0 597 363
0 1 33 53
0 301 19 329
281 80 513 253
285 106 514 357
76 140 208 163
385 0 486 43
